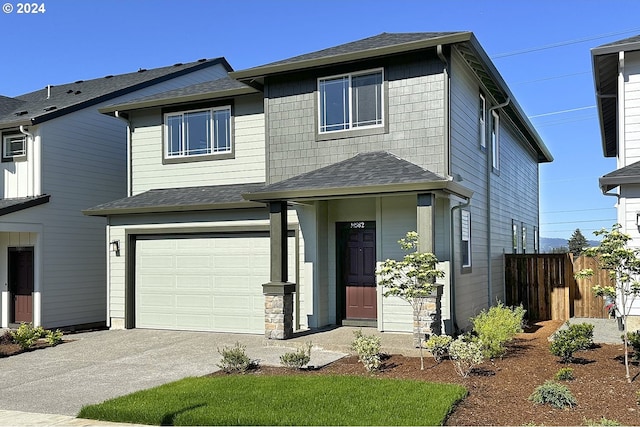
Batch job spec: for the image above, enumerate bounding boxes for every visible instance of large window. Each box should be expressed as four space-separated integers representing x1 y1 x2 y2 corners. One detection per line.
2 134 26 161
164 106 231 159
461 210 471 268
318 69 383 133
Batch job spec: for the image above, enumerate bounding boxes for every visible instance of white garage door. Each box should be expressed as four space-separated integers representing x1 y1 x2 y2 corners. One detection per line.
135 233 273 334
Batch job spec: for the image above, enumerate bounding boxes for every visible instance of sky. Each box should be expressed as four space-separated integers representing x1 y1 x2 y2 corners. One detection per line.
0 0 637 240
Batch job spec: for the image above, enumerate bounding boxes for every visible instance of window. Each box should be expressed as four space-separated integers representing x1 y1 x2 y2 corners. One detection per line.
522 223 527 254
3 134 26 161
318 69 383 133
491 111 500 170
164 106 231 159
479 93 486 149
534 226 539 253
461 210 471 268
512 220 518 254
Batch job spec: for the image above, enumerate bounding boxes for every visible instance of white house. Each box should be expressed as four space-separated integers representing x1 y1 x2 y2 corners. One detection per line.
0 57 232 329
593 34 640 328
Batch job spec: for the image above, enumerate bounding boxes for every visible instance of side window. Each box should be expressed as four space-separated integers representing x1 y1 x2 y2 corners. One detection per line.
522 223 527 254
534 226 539 254
512 220 518 254
491 111 500 171
318 69 384 134
164 106 233 162
2 133 26 162
479 93 486 150
461 209 471 269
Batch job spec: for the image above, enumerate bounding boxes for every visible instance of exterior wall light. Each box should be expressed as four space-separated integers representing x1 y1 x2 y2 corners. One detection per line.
109 240 120 255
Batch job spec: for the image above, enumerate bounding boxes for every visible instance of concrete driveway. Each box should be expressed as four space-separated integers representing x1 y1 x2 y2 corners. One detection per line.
0 328 349 417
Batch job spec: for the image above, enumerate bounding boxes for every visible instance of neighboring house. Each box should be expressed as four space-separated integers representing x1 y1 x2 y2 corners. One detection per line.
593 35 640 328
85 32 552 338
0 57 233 329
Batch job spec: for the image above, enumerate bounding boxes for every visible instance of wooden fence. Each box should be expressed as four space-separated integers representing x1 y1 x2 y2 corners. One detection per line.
505 254 611 321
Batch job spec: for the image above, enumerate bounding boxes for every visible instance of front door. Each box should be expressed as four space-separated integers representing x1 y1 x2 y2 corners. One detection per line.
338 222 377 321
9 247 34 324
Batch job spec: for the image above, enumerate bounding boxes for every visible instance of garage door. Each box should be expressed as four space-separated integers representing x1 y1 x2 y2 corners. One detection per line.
135 233 274 333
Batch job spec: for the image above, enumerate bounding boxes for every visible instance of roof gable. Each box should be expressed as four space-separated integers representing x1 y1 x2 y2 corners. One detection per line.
0 57 233 129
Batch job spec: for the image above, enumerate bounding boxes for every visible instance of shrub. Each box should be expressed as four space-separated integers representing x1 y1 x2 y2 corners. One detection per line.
45 329 64 346
217 342 254 373
448 335 484 377
0 330 13 345
550 322 594 362
11 323 45 349
471 302 525 359
424 334 453 363
351 330 382 372
623 331 640 359
554 367 574 381
280 342 312 369
528 380 577 409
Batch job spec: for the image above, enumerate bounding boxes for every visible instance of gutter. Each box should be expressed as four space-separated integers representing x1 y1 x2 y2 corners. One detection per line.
449 196 471 334
19 125 40 196
114 111 132 197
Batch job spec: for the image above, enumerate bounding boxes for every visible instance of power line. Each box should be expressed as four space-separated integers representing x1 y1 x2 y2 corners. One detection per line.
491 28 640 59
511 71 591 86
528 105 596 119
541 207 614 214
541 219 615 225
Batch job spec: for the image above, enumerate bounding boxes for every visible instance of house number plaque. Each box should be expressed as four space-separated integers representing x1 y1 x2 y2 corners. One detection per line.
350 221 365 229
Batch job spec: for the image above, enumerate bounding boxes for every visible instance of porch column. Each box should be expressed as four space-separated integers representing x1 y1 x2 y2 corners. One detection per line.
415 193 442 344
417 193 435 253
263 201 295 339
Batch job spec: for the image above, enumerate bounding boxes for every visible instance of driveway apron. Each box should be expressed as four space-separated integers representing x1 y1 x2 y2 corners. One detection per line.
0 329 346 416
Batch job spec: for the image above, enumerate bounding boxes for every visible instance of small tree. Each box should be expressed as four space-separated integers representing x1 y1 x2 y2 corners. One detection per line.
377 231 444 370
575 224 640 382
568 228 589 256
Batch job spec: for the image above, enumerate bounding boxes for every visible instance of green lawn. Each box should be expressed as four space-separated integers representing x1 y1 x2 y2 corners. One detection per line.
78 374 467 426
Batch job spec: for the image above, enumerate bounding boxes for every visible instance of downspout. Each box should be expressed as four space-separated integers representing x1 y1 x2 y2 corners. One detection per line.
114 111 132 197
437 45 451 176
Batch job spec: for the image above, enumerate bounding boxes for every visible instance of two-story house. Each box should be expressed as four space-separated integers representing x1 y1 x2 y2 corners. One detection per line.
86 32 552 338
0 57 233 330
593 34 640 328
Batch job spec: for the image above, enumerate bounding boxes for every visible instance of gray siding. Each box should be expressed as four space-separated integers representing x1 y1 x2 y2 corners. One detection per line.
449 48 540 328
265 53 448 184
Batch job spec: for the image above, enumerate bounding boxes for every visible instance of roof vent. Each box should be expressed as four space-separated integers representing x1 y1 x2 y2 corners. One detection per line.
138 68 147 73
15 111 28 116
198 58 207 62
43 106 57 112
75 91 82 95
75 80 84 84
173 63 183 67
105 75 113 79
66 90 74 94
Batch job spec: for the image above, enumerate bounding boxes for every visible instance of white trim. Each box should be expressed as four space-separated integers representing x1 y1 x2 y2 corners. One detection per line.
164 105 232 159
491 110 500 170
318 68 385 134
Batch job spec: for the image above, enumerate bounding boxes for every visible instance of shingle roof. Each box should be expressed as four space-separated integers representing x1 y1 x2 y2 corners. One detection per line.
0 57 232 129
0 195 50 216
244 151 473 201
599 160 640 192
99 77 258 114
83 183 265 216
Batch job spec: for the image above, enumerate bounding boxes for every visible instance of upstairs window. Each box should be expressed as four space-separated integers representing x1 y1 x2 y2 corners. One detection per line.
164 106 231 159
491 111 500 171
318 69 383 133
479 93 486 149
2 134 26 161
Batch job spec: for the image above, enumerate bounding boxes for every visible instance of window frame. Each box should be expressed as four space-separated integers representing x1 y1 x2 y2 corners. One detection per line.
491 110 500 171
512 220 519 254
479 93 486 150
162 104 234 164
461 209 472 271
522 223 527 254
2 133 27 162
317 68 385 137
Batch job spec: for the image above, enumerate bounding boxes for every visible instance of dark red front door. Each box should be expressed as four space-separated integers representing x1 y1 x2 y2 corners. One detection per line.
9 247 34 323
340 223 377 320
